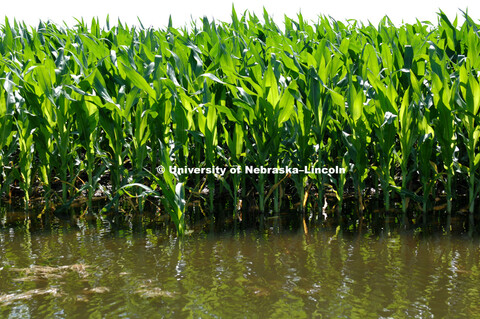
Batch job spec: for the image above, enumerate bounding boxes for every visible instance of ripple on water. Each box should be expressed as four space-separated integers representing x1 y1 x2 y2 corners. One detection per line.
1 224 480 317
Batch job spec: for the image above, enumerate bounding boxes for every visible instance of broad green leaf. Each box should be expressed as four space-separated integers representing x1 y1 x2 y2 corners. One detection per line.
120 63 156 99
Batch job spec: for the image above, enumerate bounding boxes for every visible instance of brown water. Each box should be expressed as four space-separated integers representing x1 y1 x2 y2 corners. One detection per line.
1 213 480 318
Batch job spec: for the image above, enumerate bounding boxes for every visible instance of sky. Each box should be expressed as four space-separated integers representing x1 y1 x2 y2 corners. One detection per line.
2 0 480 29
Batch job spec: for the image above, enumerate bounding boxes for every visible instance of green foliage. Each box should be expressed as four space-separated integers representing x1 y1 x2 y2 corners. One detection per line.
2 10 480 234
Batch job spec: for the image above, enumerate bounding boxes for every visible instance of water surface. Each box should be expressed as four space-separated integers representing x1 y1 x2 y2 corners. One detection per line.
1 213 480 318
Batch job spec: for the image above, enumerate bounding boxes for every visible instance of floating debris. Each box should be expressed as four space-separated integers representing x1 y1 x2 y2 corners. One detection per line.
84 287 110 294
0 288 62 306
135 287 176 298
10 264 91 280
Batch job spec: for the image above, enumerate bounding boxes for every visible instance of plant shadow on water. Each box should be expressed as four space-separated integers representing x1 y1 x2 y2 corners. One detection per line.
2 197 480 318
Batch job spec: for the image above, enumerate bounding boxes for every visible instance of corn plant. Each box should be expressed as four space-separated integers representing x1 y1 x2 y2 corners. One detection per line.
342 72 371 216
72 96 99 209
4 10 480 235
458 63 480 217
14 106 35 208
430 52 457 217
150 142 187 236
0 74 15 196
417 115 435 218
396 89 418 214
364 44 398 211
197 95 218 214
218 105 245 215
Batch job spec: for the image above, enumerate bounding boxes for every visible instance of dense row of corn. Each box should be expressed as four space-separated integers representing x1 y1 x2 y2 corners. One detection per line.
1 10 480 234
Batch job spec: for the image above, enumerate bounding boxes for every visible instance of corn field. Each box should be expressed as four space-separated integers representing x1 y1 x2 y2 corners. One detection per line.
1 9 480 235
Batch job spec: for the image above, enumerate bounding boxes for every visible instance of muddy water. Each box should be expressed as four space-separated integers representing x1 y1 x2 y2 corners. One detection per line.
1 214 480 318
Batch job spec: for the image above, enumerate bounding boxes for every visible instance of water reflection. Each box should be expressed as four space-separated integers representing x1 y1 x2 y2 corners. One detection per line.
1 216 480 318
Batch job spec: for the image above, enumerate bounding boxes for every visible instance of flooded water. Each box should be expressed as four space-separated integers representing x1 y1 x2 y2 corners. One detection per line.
1 211 480 318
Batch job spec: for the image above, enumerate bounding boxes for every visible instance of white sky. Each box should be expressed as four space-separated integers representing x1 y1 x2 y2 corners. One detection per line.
3 1 480 29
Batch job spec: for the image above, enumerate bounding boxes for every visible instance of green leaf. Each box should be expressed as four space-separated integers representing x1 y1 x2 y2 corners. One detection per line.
120 63 156 99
